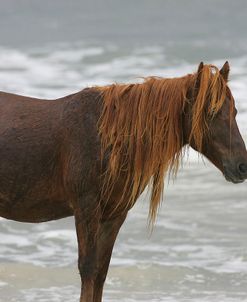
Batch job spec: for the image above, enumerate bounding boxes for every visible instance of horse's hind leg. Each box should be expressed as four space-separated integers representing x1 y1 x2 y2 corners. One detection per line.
93 213 127 302
74 195 101 302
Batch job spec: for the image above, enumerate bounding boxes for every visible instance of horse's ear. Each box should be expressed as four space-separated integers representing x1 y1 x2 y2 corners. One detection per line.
195 62 204 89
220 61 230 81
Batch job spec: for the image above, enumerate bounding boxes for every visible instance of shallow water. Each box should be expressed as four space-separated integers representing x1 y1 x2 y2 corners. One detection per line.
1 1 247 301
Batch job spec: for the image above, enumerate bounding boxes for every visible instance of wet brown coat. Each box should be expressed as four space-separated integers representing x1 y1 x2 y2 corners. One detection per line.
0 88 128 302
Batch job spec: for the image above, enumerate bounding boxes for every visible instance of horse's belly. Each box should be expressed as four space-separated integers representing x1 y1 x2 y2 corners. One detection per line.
0 194 73 222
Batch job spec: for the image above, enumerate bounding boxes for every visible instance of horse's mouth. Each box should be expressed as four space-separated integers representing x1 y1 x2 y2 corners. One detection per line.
223 169 246 184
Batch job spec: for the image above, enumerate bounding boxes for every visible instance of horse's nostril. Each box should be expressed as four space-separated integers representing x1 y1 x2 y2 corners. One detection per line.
238 163 247 174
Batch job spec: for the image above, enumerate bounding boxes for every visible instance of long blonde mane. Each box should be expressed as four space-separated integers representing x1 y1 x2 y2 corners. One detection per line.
97 65 228 224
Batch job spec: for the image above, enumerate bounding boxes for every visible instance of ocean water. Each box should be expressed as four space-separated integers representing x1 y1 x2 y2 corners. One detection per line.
0 2 247 301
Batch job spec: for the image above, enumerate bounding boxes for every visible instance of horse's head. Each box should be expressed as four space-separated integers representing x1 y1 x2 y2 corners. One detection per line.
186 62 247 183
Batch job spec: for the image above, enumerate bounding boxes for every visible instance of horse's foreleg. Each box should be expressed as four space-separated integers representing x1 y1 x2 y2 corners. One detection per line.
93 213 127 302
74 200 101 302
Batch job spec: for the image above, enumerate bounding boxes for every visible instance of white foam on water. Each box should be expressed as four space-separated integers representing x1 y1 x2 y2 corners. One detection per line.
0 281 7 287
38 229 76 241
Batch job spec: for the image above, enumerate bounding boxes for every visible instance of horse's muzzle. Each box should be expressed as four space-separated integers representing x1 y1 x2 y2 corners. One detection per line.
223 161 247 184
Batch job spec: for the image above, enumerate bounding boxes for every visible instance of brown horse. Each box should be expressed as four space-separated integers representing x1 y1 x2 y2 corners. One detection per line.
0 62 247 301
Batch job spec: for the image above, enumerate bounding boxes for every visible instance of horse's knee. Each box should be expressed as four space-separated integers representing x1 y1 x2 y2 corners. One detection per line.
78 256 98 280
